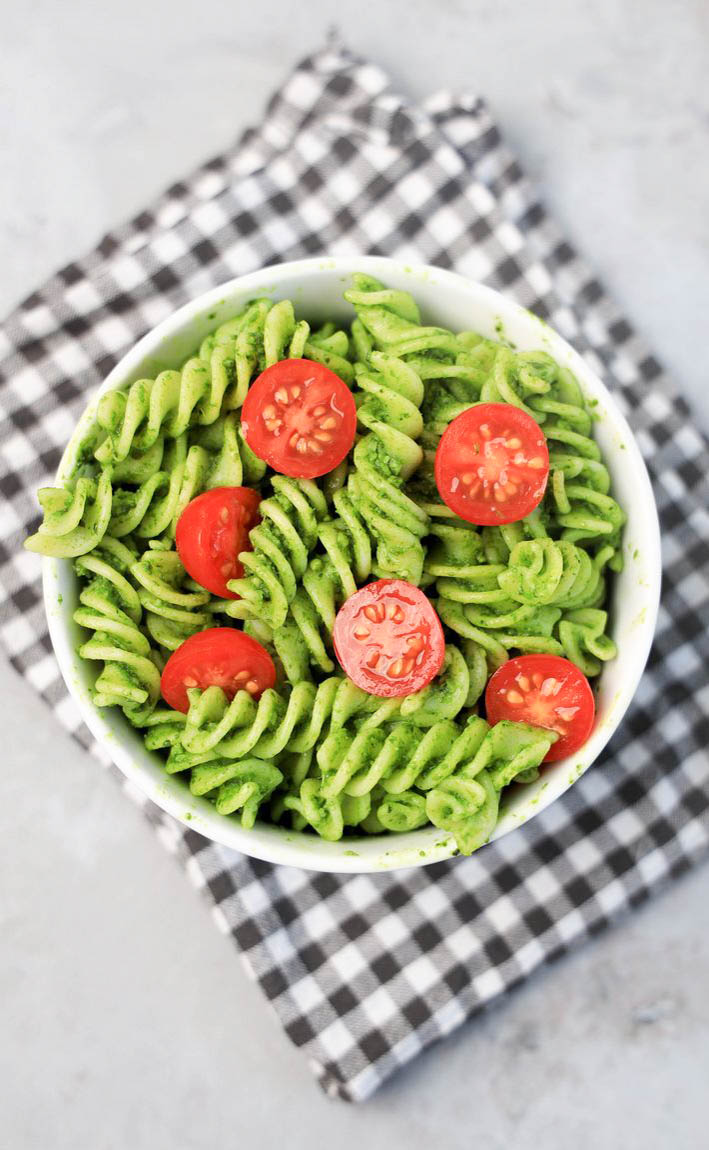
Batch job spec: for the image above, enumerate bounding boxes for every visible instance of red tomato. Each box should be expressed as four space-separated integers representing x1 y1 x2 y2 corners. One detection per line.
333 579 445 698
485 654 595 762
160 628 276 713
176 487 261 599
435 403 549 525
241 358 356 479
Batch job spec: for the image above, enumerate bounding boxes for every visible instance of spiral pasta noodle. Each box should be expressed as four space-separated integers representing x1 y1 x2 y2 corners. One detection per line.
190 757 283 827
526 369 626 566
131 548 212 652
272 778 369 842
347 353 429 584
426 719 557 853
270 487 372 682
25 470 113 558
498 537 607 608
73 537 161 723
225 475 329 628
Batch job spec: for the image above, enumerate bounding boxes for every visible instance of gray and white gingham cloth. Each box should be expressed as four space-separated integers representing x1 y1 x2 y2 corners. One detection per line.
1 43 708 1102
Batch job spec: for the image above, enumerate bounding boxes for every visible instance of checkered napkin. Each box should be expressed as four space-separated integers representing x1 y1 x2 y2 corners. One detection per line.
2 43 709 1102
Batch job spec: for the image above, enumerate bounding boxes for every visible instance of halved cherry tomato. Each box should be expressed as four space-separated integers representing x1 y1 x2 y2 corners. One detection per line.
160 628 276 713
175 487 261 599
333 579 445 698
485 654 595 762
435 403 549 525
241 358 356 479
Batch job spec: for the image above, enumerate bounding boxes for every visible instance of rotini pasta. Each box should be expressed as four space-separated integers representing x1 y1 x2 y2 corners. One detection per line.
224 475 329 627
25 470 113 558
73 537 162 724
28 276 625 857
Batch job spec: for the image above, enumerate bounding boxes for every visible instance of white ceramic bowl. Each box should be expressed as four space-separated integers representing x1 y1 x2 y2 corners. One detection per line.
43 257 661 872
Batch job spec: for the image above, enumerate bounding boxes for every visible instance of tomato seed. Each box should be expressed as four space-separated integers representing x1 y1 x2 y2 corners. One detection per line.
506 689 524 704
353 625 371 641
183 676 198 688
540 677 558 697
245 679 259 694
532 673 544 687
517 675 530 691
320 416 337 430
528 457 545 468
275 388 288 404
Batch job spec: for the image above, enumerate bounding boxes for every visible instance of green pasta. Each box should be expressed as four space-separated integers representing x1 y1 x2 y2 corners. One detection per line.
26 276 625 857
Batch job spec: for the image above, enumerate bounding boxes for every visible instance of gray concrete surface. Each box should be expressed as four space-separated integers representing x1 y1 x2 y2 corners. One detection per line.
1 1 708 1146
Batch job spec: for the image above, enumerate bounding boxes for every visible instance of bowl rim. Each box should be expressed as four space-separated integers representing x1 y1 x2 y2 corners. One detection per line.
42 255 662 872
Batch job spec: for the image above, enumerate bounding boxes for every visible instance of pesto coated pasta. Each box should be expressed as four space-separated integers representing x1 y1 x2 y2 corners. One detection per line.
27 275 625 857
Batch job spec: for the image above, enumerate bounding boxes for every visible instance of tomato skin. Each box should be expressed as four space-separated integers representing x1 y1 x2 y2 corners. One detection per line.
485 654 595 762
333 579 445 698
160 628 276 713
435 402 549 526
241 358 356 480
176 487 261 599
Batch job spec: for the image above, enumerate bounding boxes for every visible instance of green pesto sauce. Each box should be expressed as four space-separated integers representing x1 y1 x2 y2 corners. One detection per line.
38 273 627 864
493 317 517 348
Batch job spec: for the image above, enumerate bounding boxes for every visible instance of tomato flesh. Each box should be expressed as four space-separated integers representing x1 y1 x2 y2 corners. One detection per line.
435 402 549 525
241 358 356 479
333 579 445 698
160 628 276 713
485 654 595 762
176 487 261 599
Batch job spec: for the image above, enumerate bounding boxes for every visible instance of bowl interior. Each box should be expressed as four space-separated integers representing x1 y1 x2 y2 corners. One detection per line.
43 257 661 872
